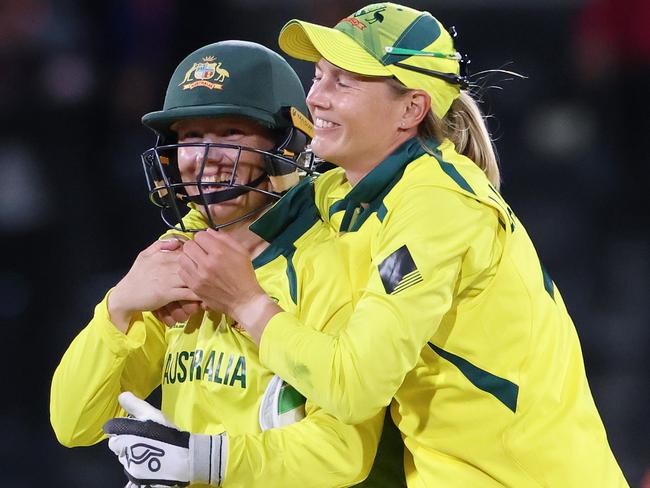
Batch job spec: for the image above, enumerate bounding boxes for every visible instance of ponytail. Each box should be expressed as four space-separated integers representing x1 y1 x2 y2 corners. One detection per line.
388 80 501 190
418 92 500 190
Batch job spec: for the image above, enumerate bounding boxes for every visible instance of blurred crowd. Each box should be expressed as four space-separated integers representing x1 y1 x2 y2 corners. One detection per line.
0 0 647 485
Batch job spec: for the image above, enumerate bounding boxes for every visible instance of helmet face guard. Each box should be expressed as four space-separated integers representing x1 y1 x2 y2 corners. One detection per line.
142 136 316 232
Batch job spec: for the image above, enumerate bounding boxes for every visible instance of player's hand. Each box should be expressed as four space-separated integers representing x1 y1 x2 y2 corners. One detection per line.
104 392 227 487
178 229 260 314
178 229 281 342
108 239 201 332
152 301 202 327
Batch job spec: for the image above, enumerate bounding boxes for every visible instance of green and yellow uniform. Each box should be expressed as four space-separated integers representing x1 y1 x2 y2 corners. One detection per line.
50 209 385 488
257 137 628 487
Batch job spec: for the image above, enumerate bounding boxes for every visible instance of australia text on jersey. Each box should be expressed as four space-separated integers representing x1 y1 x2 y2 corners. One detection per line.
163 349 247 388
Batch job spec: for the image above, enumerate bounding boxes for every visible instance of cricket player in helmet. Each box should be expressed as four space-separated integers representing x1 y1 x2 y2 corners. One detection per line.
51 40 390 488
141 39 316 232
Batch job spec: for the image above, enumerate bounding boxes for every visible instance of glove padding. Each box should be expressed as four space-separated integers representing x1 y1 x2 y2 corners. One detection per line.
104 392 227 487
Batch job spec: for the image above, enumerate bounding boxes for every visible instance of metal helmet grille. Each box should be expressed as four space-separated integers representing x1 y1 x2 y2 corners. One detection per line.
141 141 316 232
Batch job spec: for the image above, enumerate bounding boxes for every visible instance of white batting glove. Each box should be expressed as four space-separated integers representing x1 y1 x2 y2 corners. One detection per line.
104 392 227 487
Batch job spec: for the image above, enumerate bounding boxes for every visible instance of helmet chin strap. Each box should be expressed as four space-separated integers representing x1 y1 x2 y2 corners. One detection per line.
183 172 268 206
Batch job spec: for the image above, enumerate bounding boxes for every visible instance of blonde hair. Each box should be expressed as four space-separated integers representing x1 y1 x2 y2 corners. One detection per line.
388 80 501 190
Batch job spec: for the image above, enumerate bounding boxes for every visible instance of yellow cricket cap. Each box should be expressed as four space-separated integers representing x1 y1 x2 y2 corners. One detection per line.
279 3 465 118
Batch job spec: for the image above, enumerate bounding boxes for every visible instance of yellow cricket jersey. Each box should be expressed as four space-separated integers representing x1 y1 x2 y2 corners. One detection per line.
257 137 628 487
50 206 385 487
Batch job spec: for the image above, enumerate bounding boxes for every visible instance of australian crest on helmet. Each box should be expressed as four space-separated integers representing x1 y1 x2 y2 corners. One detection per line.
179 55 230 91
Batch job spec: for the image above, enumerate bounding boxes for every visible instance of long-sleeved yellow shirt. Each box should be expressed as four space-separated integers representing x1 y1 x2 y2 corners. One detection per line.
256 137 628 487
50 206 385 488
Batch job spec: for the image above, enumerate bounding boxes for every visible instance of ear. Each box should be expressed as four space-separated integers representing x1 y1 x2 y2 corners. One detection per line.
399 90 431 130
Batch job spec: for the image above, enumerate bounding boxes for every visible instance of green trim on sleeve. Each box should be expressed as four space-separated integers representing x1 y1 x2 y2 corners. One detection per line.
286 254 298 303
428 342 519 413
541 263 555 301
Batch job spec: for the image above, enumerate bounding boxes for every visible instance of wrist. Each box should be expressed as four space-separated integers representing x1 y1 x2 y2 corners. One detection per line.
190 432 228 486
231 294 282 344
107 287 136 333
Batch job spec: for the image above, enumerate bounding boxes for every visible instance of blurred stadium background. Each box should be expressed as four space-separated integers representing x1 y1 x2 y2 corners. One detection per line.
1 0 647 485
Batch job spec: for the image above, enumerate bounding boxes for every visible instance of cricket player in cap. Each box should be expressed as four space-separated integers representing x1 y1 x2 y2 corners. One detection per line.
188 4 629 487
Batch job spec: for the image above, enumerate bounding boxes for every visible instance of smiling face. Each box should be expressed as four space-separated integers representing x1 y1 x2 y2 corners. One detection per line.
171 116 276 227
306 58 416 182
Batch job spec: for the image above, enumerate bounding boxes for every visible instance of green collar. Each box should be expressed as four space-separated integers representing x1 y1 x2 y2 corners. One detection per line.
250 177 320 268
330 137 433 231
249 137 435 251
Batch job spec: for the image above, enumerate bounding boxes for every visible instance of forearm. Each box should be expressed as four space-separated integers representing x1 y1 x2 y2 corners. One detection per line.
231 293 283 345
225 407 384 487
259 287 444 425
259 312 402 424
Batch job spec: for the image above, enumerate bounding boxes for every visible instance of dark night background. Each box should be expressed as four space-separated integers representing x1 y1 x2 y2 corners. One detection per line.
1 0 648 486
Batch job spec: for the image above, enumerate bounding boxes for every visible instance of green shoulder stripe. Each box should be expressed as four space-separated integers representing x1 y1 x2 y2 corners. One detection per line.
430 148 475 195
428 342 519 413
541 263 555 300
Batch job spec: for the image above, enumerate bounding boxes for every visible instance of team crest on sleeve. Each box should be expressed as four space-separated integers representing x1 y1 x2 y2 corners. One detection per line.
378 245 423 294
179 56 230 91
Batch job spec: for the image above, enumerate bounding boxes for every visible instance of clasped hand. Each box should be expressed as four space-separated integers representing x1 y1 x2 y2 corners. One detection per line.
108 230 273 332
108 238 202 331
178 229 270 323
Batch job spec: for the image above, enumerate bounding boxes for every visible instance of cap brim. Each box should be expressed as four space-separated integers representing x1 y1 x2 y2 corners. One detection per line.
279 20 391 77
142 105 279 135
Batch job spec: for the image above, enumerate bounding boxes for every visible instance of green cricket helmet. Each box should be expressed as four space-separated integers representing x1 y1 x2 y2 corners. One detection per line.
140 40 315 231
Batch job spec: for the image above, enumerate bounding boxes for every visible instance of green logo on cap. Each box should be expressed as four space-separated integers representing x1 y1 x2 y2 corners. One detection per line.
353 4 387 24
335 3 444 67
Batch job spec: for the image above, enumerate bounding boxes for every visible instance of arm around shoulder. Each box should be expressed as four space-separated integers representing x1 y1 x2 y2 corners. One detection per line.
224 400 385 487
260 187 502 424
